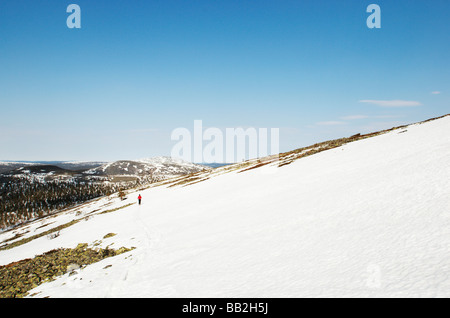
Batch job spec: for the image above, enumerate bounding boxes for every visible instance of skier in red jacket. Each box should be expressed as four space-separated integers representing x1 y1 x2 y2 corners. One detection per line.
138 194 142 205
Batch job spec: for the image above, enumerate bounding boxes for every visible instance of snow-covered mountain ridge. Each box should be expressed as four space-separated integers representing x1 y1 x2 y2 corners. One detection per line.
1 114 449 297
84 157 206 180
1 157 207 184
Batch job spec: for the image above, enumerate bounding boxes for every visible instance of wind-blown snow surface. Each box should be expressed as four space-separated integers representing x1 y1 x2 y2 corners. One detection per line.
1 117 449 297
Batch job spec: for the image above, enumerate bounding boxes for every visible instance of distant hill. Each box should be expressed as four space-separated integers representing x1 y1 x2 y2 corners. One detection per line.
0 161 105 174
84 157 208 182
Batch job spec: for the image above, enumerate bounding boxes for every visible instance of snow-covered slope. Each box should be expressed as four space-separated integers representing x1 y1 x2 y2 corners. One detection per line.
1 115 449 297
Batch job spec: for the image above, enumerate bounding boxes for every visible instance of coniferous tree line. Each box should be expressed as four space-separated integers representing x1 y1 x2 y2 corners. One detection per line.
0 177 131 230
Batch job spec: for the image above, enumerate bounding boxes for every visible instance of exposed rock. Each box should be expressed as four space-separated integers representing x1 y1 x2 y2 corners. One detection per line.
0 243 135 298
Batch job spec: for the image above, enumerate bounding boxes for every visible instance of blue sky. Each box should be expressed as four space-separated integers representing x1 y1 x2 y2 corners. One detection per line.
0 0 449 161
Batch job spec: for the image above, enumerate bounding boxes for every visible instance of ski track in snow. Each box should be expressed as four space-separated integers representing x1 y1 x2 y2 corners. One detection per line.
1 116 449 297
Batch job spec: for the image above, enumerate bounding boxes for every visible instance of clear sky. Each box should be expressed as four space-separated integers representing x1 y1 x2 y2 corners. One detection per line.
0 0 449 161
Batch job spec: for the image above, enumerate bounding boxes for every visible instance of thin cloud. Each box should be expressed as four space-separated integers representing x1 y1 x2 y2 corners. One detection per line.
340 115 369 120
316 121 346 126
128 128 160 133
374 114 404 119
359 100 422 107
431 91 441 95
